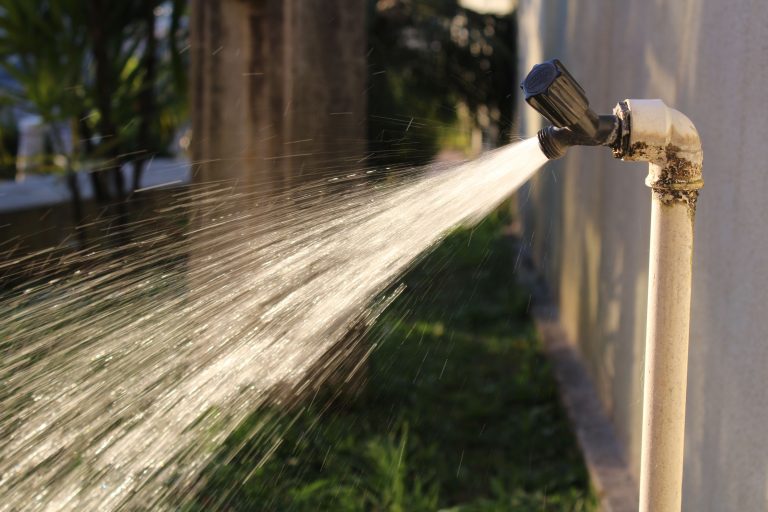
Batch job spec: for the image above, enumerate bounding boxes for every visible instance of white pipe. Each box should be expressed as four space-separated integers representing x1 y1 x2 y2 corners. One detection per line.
520 60 704 508
615 99 703 512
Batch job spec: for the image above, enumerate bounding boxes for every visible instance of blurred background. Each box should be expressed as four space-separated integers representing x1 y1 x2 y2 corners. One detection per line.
0 0 518 257
3 2 599 511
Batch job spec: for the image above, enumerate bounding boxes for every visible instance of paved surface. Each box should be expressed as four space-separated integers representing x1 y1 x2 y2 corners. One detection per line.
0 158 190 213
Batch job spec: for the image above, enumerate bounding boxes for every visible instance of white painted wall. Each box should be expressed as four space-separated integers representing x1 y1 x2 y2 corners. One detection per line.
517 1 768 510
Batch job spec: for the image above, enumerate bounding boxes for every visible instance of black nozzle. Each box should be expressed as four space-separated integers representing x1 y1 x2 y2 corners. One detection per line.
521 59 619 159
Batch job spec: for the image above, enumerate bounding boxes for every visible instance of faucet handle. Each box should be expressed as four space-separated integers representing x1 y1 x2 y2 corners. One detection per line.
521 59 596 135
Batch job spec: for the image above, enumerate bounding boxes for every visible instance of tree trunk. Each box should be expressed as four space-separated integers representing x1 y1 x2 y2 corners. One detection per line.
88 0 125 201
133 0 158 193
189 0 367 187
187 0 370 402
65 168 87 248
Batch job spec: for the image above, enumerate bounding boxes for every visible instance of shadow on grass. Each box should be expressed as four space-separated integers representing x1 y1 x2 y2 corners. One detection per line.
187 206 596 511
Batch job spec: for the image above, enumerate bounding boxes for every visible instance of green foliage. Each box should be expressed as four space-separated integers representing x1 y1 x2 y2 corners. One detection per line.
82 0 188 160
367 0 518 166
0 0 88 122
286 424 440 511
0 0 188 176
189 206 597 511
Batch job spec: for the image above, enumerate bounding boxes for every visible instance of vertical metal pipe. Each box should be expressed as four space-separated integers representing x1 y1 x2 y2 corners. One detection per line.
519 78 705 511
610 100 702 512
639 170 697 512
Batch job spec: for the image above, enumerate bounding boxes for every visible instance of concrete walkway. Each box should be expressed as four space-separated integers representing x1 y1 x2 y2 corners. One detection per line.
0 158 190 214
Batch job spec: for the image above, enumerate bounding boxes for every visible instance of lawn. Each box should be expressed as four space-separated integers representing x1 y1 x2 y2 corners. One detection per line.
188 206 596 511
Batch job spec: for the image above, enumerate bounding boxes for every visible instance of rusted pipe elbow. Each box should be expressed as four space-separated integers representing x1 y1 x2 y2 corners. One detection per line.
520 61 703 205
612 99 703 201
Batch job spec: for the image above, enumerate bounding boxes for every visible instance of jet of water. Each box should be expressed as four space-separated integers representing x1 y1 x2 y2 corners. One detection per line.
0 138 547 511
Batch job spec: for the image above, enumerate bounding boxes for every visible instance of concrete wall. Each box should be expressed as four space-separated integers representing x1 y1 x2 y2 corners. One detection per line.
517 1 768 510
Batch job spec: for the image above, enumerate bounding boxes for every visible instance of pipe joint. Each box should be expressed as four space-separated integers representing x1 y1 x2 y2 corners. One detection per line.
536 115 621 159
521 60 703 209
612 99 703 201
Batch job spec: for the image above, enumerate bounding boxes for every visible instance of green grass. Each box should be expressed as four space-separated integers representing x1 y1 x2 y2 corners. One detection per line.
188 207 596 511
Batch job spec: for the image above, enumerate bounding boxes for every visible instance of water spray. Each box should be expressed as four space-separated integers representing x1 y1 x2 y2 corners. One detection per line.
522 59 703 512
